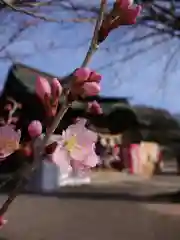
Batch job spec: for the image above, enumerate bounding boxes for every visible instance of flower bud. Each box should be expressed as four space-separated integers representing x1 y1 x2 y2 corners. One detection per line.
51 78 62 99
36 76 51 101
83 82 101 96
74 68 91 82
90 71 102 82
88 101 103 115
28 120 42 138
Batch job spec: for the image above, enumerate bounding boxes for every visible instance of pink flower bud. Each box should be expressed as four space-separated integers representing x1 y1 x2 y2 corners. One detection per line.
28 120 42 138
90 71 102 82
74 68 91 82
126 5 142 24
36 76 51 101
110 4 141 27
51 78 62 98
88 101 103 114
83 82 100 96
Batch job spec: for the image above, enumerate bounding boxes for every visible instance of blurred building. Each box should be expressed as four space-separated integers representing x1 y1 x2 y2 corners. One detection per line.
0 63 141 142
0 63 180 184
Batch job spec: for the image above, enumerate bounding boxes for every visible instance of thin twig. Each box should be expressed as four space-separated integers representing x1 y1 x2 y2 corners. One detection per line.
81 0 107 67
15 1 54 8
43 103 71 144
0 178 24 215
6 97 22 125
0 174 14 190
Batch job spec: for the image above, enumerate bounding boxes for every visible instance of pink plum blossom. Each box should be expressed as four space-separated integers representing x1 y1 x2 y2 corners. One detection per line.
50 119 99 175
28 120 42 138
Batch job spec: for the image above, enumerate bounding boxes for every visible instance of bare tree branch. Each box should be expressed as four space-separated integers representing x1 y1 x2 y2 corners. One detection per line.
1 0 180 38
0 0 67 22
0 0 97 23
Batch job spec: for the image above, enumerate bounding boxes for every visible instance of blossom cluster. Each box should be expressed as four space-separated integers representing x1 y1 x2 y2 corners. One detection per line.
23 68 102 186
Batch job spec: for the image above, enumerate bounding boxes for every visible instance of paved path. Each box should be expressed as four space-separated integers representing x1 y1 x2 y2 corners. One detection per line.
0 177 180 240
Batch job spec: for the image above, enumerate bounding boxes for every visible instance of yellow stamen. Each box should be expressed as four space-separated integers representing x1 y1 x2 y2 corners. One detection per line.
64 135 77 152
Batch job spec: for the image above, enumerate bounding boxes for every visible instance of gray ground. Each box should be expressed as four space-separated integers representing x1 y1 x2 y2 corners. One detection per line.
0 170 180 240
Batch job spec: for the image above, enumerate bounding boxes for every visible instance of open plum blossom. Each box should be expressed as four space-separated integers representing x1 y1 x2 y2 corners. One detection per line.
49 119 99 176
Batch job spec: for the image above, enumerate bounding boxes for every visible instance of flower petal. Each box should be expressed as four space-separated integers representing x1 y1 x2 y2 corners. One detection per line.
70 146 87 161
51 78 62 97
61 118 97 164
51 147 71 175
36 76 51 100
85 149 99 167
88 101 103 115
74 68 91 82
122 5 142 25
76 118 87 127
76 130 97 148
116 0 133 9
82 82 101 96
63 118 87 141
89 71 102 82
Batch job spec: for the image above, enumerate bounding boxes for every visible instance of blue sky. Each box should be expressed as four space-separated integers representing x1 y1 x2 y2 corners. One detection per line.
0 3 180 113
